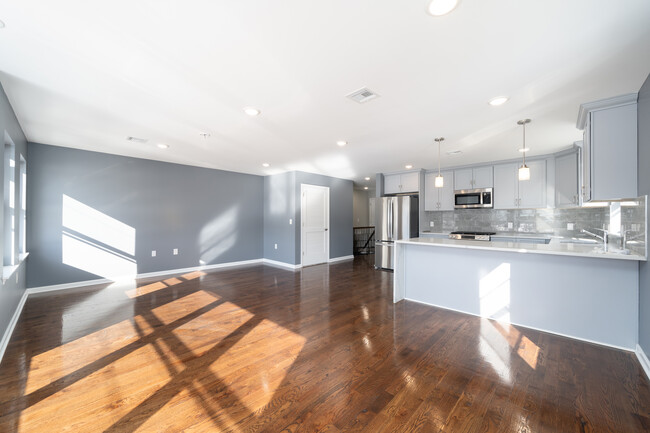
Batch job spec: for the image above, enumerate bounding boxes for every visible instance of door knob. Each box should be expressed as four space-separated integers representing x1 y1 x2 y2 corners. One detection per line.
324 228 328 231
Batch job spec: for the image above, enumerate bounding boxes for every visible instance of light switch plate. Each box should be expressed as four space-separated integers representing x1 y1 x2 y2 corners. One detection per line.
429 221 434 227
567 223 574 230
151 250 156 257
274 243 278 250
507 222 513 229
289 219 293 225
173 248 178 255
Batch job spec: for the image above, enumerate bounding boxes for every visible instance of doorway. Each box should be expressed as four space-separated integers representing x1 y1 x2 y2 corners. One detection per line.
300 184 330 266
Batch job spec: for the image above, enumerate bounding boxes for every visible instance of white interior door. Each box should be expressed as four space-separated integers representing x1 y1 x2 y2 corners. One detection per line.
301 184 329 266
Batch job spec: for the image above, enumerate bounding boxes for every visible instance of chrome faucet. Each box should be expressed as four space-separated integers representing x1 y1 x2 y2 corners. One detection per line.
581 228 609 252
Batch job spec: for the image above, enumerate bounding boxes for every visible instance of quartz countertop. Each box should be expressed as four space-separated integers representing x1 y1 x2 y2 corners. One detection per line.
399 236 646 261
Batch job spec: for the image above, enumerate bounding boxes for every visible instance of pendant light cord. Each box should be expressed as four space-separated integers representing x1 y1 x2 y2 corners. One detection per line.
522 122 526 165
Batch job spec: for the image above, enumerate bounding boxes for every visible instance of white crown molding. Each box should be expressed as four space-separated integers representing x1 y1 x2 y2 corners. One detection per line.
576 93 638 130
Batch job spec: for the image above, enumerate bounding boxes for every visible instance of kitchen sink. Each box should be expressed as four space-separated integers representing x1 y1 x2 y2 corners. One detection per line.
560 238 599 244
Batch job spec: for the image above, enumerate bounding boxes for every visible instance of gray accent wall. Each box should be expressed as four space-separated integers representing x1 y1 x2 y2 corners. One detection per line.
27 143 264 288
263 171 297 264
264 171 353 265
638 72 650 355
0 82 28 343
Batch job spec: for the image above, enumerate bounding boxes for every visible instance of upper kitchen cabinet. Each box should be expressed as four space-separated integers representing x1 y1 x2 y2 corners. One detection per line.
384 171 420 194
424 170 454 211
555 148 579 208
577 94 638 202
493 160 546 209
454 166 493 190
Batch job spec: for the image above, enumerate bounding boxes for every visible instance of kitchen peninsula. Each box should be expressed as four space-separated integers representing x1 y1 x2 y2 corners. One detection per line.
393 233 646 350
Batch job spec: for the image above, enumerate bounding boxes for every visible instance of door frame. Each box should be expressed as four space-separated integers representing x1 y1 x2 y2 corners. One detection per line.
300 184 330 267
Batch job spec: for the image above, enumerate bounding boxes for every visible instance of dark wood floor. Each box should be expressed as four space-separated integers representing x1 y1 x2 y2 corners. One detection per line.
0 256 649 432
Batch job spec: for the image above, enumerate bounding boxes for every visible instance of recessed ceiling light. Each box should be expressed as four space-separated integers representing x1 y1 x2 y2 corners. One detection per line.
364 186 369 190
199 132 211 139
518 148 530 153
0 19 5 29
405 164 413 169
488 96 509 106
262 163 270 167
427 0 460 16
364 177 370 181
336 140 347 147
244 107 261 116
156 143 169 149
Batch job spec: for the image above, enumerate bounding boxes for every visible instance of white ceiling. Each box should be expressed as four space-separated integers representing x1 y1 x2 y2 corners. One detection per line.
1 0 649 188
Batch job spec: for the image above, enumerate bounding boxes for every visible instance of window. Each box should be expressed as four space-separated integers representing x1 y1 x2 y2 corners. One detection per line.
19 155 26 257
4 136 15 267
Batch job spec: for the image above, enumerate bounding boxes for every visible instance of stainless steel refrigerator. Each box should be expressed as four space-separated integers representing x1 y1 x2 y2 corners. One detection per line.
375 195 419 270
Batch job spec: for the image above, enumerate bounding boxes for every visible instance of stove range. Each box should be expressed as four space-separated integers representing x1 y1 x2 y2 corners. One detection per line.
449 231 496 241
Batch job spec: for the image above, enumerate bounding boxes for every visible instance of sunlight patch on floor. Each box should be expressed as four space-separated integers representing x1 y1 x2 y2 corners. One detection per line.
209 318 305 413
151 290 220 325
20 343 172 433
25 315 155 394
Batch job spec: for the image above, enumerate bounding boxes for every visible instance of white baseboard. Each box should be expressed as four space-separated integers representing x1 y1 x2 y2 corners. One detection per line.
27 259 266 294
637 344 650 381
262 259 301 270
0 290 28 364
135 259 263 280
329 255 354 263
28 278 114 294
404 297 636 353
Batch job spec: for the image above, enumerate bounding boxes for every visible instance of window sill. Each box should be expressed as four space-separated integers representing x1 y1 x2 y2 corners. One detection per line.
3 252 29 283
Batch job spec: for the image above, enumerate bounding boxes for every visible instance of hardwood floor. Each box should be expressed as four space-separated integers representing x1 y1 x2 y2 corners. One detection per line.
0 255 649 432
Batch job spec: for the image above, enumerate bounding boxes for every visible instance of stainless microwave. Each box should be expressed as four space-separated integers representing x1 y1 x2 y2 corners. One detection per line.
454 188 493 209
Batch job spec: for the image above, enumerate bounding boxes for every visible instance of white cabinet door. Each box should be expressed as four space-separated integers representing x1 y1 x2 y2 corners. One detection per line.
590 104 637 200
493 163 518 209
454 168 474 190
473 166 493 189
555 152 579 208
400 172 420 193
424 173 437 211
438 170 455 210
519 160 546 208
425 171 453 211
384 174 401 194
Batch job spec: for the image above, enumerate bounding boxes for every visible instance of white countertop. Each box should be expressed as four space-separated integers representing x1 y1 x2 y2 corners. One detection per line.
398 236 646 261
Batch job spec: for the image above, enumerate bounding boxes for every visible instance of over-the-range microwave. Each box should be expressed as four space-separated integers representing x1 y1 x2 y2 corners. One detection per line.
454 187 493 209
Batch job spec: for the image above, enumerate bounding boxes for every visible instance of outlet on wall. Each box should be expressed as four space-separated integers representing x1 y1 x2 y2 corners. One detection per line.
289 218 293 225
151 250 156 257
173 248 178 255
567 223 575 230
274 243 278 250
429 221 434 227
507 222 513 229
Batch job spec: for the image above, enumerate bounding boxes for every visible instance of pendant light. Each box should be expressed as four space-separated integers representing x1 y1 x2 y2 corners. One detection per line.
517 119 531 181
434 137 445 187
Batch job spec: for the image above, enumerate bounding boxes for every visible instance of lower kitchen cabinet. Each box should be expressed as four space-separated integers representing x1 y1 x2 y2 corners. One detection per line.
493 160 546 209
424 171 454 211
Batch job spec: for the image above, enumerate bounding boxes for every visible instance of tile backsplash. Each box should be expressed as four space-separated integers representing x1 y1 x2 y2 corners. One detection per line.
422 196 646 241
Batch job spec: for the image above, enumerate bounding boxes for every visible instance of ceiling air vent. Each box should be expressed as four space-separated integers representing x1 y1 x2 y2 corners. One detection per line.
126 136 148 144
346 87 380 103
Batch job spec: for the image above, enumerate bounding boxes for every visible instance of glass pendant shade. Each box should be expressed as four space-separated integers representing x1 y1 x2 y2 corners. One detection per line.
518 164 530 181
434 137 445 188
517 119 532 181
